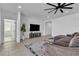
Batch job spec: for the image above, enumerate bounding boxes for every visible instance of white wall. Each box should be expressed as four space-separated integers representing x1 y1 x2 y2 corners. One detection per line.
52 13 79 36
0 8 1 44
21 17 44 38
1 9 17 20
0 20 1 44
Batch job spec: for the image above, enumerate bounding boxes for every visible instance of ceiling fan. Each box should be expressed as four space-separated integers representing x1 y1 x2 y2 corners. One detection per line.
44 3 75 14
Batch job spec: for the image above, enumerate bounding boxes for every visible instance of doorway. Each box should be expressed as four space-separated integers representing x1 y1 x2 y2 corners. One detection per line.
4 19 16 42
45 21 52 36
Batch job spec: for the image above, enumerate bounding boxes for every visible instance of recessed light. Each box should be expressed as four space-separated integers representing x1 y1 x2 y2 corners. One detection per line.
18 5 22 8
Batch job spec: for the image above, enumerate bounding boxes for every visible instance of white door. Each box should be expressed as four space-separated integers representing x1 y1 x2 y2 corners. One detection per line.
4 19 15 42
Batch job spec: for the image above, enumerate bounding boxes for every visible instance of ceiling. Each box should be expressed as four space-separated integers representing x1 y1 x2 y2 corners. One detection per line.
0 3 79 20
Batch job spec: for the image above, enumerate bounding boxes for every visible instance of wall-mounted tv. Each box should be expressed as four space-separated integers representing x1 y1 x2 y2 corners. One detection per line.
30 24 40 31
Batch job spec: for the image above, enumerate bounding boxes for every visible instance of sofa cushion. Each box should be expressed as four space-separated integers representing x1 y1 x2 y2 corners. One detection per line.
54 35 66 42
69 36 79 47
54 37 72 47
72 32 79 38
66 34 73 38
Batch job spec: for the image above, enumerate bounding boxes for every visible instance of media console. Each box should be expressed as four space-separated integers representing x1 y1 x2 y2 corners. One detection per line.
29 32 41 38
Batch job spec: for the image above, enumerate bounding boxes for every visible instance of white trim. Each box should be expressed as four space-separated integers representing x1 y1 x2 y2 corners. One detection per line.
16 11 21 43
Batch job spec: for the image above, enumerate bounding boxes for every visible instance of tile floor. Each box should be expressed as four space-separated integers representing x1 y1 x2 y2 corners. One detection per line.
0 41 34 56
0 35 52 56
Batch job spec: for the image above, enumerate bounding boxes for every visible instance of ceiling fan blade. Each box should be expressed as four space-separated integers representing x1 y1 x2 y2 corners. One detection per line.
48 9 55 13
61 3 66 6
58 3 61 6
62 7 73 9
64 3 74 6
60 9 63 13
46 3 57 7
54 9 58 14
44 8 55 10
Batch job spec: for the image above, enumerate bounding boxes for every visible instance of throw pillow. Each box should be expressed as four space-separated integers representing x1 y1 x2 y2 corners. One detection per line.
69 36 79 47
72 32 79 38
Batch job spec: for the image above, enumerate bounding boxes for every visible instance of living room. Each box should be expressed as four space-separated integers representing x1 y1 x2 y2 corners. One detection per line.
0 3 79 56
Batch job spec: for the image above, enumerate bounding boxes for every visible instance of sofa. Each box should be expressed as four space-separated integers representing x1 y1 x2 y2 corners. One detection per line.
26 32 79 56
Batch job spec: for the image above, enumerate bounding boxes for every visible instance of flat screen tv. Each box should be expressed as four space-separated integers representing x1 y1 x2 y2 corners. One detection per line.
30 24 40 31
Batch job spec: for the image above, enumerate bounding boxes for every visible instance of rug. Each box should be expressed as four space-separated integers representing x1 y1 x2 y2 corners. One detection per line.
25 41 49 56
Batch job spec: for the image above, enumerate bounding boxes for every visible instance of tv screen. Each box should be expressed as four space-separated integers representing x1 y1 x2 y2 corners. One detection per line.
30 24 40 31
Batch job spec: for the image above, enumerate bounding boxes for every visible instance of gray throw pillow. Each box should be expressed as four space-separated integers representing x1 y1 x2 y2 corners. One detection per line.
69 36 79 47
54 37 72 47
